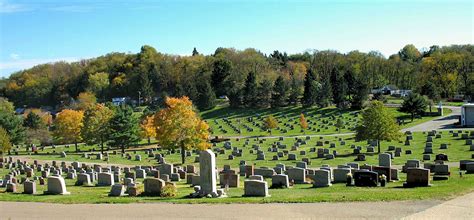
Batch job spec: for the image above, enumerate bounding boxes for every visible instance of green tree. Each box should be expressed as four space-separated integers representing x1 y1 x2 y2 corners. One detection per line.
257 78 273 108
81 104 113 154
87 72 110 98
419 81 440 101
356 101 401 153
301 69 319 107
399 44 421 62
351 79 369 110
108 106 140 153
0 97 14 113
211 58 232 97
335 118 344 133
271 75 288 107
0 110 26 145
400 93 427 121
243 71 258 107
0 127 12 156
192 47 199 56
317 72 332 107
23 112 44 130
196 80 216 111
288 75 301 104
138 72 154 104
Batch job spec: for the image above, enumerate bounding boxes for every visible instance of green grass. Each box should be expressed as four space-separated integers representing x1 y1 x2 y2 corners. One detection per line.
200 105 452 137
2 130 474 204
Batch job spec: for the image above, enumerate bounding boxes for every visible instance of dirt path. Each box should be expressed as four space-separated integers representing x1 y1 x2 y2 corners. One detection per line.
0 199 441 220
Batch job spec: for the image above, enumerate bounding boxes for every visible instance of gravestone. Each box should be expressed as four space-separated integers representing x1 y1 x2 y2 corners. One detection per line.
354 170 378 187
333 168 351 183
199 150 218 197
109 184 125 197
271 174 290 188
44 176 70 195
23 180 36 194
144 178 165 196
310 169 331 187
287 167 307 184
379 153 391 167
404 168 430 187
243 180 269 197
97 172 114 186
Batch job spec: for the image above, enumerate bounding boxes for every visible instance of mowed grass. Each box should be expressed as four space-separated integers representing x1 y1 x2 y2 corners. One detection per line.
0 167 473 204
1 130 474 204
12 130 472 169
201 105 452 137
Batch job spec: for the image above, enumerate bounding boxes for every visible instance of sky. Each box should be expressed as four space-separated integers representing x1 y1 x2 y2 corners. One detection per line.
0 0 472 77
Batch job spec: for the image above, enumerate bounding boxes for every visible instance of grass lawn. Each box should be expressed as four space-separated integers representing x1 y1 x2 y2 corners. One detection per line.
200 105 452 137
2 130 474 204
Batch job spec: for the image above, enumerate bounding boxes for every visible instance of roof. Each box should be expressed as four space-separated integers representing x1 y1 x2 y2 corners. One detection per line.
462 103 474 107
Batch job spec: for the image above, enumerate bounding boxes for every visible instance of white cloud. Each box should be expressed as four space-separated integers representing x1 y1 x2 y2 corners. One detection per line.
9 53 19 60
0 0 30 13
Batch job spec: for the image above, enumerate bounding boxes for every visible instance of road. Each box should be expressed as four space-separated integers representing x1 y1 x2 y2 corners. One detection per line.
1 192 473 219
402 106 466 132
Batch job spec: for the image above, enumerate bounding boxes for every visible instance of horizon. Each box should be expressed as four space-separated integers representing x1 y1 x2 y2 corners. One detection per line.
0 0 473 77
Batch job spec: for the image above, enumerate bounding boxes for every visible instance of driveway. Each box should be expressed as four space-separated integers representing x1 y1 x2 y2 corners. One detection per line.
402 106 465 132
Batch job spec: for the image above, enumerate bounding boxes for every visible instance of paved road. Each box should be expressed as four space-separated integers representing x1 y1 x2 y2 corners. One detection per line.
402 106 465 132
0 199 441 220
1 192 473 219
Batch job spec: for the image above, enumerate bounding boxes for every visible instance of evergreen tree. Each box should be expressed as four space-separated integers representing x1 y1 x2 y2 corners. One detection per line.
400 93 427 121
24 112 44 130
108 106 140 153
192 47 199 56
331 68 347 108
301 68 319 107
0 110 26 145
257 78 273 108
419 81 440 101
196 80 216 110
271 75 288 107
317 72 332 107
138 72 154 104
243 71 258 107
351 79 369 110
288 75 301 104
211 58 232 97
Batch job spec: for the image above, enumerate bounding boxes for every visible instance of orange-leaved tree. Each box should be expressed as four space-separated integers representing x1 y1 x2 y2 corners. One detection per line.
153 96 210 164
140 115 156 144
300 113 308 134
53 109 84 152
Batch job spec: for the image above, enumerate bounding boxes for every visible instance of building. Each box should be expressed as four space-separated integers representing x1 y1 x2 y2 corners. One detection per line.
461 103 474 127
112 97 127 106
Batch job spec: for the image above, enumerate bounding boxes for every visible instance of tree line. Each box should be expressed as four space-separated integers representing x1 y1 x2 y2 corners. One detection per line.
0 44 472 111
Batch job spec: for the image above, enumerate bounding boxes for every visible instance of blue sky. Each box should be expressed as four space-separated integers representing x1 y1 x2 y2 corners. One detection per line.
0 0 472 77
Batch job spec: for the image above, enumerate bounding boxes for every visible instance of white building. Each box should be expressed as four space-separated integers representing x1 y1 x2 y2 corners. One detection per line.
112 97 126 106
461 103 474 127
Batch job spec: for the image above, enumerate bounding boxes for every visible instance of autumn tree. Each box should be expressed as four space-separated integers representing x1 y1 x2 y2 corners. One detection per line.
108 106 140 153
153 97 210 164
75 92 97 110
140 115 156 144
81 104 113 154
0 127 12 156
53 109 84 152
356 101 401 153
299 113 308 134
263 115 278 135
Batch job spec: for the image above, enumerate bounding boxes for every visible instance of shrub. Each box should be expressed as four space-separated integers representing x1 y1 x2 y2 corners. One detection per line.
161 184 177 197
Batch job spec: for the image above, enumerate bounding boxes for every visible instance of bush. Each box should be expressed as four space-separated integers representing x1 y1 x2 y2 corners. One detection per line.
160 184 177 197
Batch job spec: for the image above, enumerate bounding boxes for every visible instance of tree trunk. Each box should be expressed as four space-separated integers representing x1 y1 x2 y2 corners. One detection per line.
377 139 381 154
75 142 78 153
148 137 151 144
121 145 125 154
100 143 104 154
180 145 185 165
411 113 414 122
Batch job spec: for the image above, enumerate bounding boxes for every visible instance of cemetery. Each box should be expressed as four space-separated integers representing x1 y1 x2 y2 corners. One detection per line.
1 128 474 204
